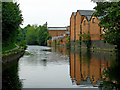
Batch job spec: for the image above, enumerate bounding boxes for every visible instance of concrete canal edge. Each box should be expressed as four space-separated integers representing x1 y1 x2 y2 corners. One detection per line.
2 48 25 70
70 40 115 52
49 41 115 52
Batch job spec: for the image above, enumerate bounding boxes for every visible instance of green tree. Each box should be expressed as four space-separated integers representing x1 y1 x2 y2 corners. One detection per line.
26 25 38 45
79 33 91 50
2 2 23 47
37 24 51 46
0 2 2 23
25 23 51 46
93 1 120 51
17 27 27 47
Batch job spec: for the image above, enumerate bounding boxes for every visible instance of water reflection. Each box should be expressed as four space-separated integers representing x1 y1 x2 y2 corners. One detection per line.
99 53 120 90
19 46 71 88
2 61 22 90
53 46 69 55
2 45 120 89
70 50 112 87
54 46 119 89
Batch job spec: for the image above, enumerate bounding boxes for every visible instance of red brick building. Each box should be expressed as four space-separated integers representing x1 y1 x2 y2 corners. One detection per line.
47 27 70 46
48 27 67 37
70 10 103 41
70 12 76 41
89 15 102 40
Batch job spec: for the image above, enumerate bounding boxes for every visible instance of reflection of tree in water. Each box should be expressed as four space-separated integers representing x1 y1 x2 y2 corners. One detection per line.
99 52 120 89
2 62 22 90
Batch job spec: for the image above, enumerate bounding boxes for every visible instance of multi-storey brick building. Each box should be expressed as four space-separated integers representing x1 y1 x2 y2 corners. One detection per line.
47 10 114 49
48 27 67 37
70 10 103 41
89 15 102 40
47 27 70 46
70 12 76 41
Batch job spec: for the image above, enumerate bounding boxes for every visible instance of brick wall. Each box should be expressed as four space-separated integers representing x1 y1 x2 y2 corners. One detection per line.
70 13 75 41
90 16 101 40
47 36 69 46
70 11 103 41
75 11 81 40
82 17 89 34
48 30 66 37
70 40 115 50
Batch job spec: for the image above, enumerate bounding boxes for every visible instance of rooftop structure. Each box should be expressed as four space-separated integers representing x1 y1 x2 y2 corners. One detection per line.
78 10 95 21
48 27 67 30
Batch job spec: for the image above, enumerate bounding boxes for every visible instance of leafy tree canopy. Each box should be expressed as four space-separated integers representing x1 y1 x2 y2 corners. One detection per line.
2 2 23 47
18 23 52 46
93 1 120 51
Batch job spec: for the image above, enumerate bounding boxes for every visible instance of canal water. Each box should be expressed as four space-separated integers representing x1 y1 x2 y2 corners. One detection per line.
2 45 120 89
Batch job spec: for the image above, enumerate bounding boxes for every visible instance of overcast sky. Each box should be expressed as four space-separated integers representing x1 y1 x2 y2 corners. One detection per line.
18 0 96 28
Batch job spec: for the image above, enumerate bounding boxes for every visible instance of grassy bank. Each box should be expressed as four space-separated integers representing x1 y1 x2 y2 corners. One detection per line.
2 44 27 56
2 44 17 52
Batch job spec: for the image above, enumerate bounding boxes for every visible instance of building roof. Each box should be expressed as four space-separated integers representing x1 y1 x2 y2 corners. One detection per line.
78 10 95 21
78 10 95 16
48 27 67 30
86 15 92 21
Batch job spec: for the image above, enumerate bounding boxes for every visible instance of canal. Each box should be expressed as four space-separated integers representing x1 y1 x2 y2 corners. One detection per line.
2 45 120 89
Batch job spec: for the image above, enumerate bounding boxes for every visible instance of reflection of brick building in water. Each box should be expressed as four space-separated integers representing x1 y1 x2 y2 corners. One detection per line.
55 47 68 55
70 52 110 86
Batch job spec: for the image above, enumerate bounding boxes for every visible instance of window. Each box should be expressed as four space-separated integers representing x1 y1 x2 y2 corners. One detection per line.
84 20 86 25
92 18 95 23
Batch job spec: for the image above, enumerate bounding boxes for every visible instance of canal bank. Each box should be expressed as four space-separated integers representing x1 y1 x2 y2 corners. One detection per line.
70 40 115 51
2 47 26 71
47 37 115 52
